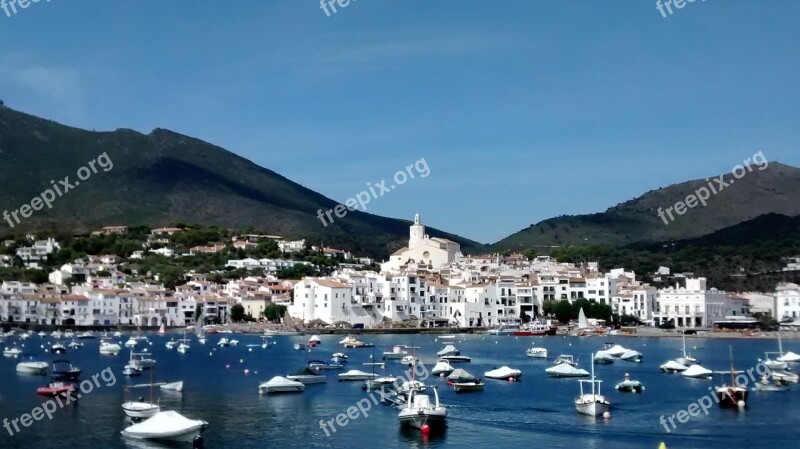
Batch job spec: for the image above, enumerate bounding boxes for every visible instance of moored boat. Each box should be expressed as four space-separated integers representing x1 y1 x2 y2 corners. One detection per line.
37 381 76 397
615 373 645 393
259 376 305 394
397 387 447 430
121 411 207 442
574 354 610 416
484 366 522 381
526 347 548 358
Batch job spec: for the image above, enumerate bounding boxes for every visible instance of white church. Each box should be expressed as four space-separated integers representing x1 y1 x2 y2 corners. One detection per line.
380 214 462 272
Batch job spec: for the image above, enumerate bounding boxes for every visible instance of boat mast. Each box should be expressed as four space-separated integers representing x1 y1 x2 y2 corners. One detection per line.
728 345 735 387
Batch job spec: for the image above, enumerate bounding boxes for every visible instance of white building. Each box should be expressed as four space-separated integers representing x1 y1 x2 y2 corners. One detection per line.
653 278 740 328
776 283 800 322
278 239 306 253
381 214 462 272
288 278 356 325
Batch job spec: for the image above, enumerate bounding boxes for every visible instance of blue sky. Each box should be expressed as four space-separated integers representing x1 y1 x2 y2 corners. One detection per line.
1 0 798 243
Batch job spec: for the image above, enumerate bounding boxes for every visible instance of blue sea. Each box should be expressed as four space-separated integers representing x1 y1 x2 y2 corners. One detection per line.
0 332 797 448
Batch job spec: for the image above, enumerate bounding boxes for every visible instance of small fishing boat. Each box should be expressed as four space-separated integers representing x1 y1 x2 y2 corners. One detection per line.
447 368 477 383
574 354 610 416
67 340 83 349
16 356 49 375
308 335 322 345
124 338 138 348
287 367 327 385
165 340 177 350
331 352 348 363
554 355 578 366
52 360 81 381
217 337 230 347
401 355 419 366
259 376 305 394
453 379 485 393
77 331 96 339
121 411 207 442
382 344 415 360
526 347 548 359
615 373 645 393
338 370 378 381
123 380 161 418
100 340 122 355
753 375 791 392
397 387 447 430
37 382 76 397
714 346 748 408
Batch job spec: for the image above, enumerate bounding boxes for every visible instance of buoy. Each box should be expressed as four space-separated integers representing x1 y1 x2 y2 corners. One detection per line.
440 373 445 377
737 400 746 408
240 358 244 363
249 348 253 352
209 352 213 356
244 369 250 375
603 411 611 419
420 424 430 435
508 376 514 382
225 364 230 369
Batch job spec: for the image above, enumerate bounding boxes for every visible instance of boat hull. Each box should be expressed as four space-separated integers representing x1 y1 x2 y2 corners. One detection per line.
398 410 447 429
575 400 610 416
122 402 161 419
716 388 748 407
286 375 326 384
453 382 484 393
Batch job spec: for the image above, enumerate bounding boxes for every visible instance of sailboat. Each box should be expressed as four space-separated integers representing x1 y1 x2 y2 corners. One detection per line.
177 331 191 354
158 323 166 335
714 346 747 408
577 308 589 329
676 329 698 366
122 368 161 418
574 353 610 416
195 312 207 345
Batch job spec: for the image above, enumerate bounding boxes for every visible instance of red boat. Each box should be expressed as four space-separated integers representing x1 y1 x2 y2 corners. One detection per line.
37 382 76 397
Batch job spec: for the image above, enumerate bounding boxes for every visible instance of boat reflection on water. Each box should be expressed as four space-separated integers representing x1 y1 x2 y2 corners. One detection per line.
122 438 198 449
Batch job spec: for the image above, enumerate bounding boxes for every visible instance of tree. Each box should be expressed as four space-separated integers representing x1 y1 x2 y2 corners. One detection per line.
553 300 573 324
230 304 246 322
264 304 287 322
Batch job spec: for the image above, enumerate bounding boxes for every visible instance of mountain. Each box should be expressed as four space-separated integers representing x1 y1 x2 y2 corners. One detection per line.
0 106 481 257
495 162 800 250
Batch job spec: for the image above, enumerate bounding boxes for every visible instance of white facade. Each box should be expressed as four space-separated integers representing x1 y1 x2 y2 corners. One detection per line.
776 283 800 322
381 215 462 272
653 278 740 328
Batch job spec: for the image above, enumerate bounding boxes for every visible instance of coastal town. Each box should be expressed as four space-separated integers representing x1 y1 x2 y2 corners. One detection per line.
1 215 798 332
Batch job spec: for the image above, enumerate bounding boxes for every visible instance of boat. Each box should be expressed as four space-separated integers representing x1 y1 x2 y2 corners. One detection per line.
16 356 49 375
51 330 63 339
160 381 184 393
383 344 416 360
764 332 790 370
772 370 800 383
514 321 558 336
487 324 519 335
453 379 485 393
121 411 207 442
217 337 230 347
331 352 348 363
593 351 615 365
77 331 95 339
177 339 190 354
100 340 122 355
37 331 46 338
436 345 460 357
124 338 138 348
309 335 322 345
165 339 177 350
777 351 800 363
113 331 123 338
401 355 419 365
338 370 378 381
339 335 358 345
574 354 610 416
343 339 373 348
660 360 689 373
554 355 578 366
615 373 645 393
364 376 397 391
675 330 698 366
713 346 748 408
133 352 157 369
229 339 239 346
37 381 76 397
620 349 643 362
438 335 456 340
287 367 327 385
158 324 166 335
546 363 590 378
577 308 590 329
259 376 305 394
52 360 81 381
67 340 83 349
263 329 304 336
432 359 455 377
602 343 628 357
447 368 477 383
681 364 713 380
260 335 272 349
753 374 791 392
63 330 75 339
293 343 307 351
397 379 427 397
484 366 522 380
397 387 447 430
123 376 162 418
51 342 67 354
526 347 548 358
440 355 471 363
308 359 344 370
3 346 22 357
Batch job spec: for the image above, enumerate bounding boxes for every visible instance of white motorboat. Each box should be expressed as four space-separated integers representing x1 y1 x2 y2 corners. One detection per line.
67 340 83 349
51 342 67 354
593 351 615 365
308 335 322 345
263 329 304 336
123 365 142 377
339 335 358 345
229 339 239 346
16 356 49 375
574 354 610 416
113 331 123 338
37 331 46 337
124 338 138 348
133 352 157 369
447 368 477 383
681 364 713 379
259 376 305 394
331 352 348 363
401 355 419 365
438 335 456 340
526 347 548 358
432 359 455 376
100 341 122 355
51 330 63 339
287 367 327 385
487 324 519 335
308 359 344 370
160 381 184 393
602 344 628 357
397 388 447 430
364 376 397 391
615 373 645 393
485 366 522 380
660 360 689 373
383 345 414 360
77 331 95 339
554 355 578 366
546 363 590 378
121 411 207 442
217 337 230 347
3 347 22 357
63 330 75 339
620 349 643 362
753 374 791 392
777 351 800 363
165 340 177 350
772 370 800 383
397 379 427 397
177 343 190 354
338 370 378 381
436 345 460 357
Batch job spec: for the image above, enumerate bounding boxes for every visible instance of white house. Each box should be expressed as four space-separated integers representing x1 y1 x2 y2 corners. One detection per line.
288 278 357 326
776 283 800 322
653 278 739 328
